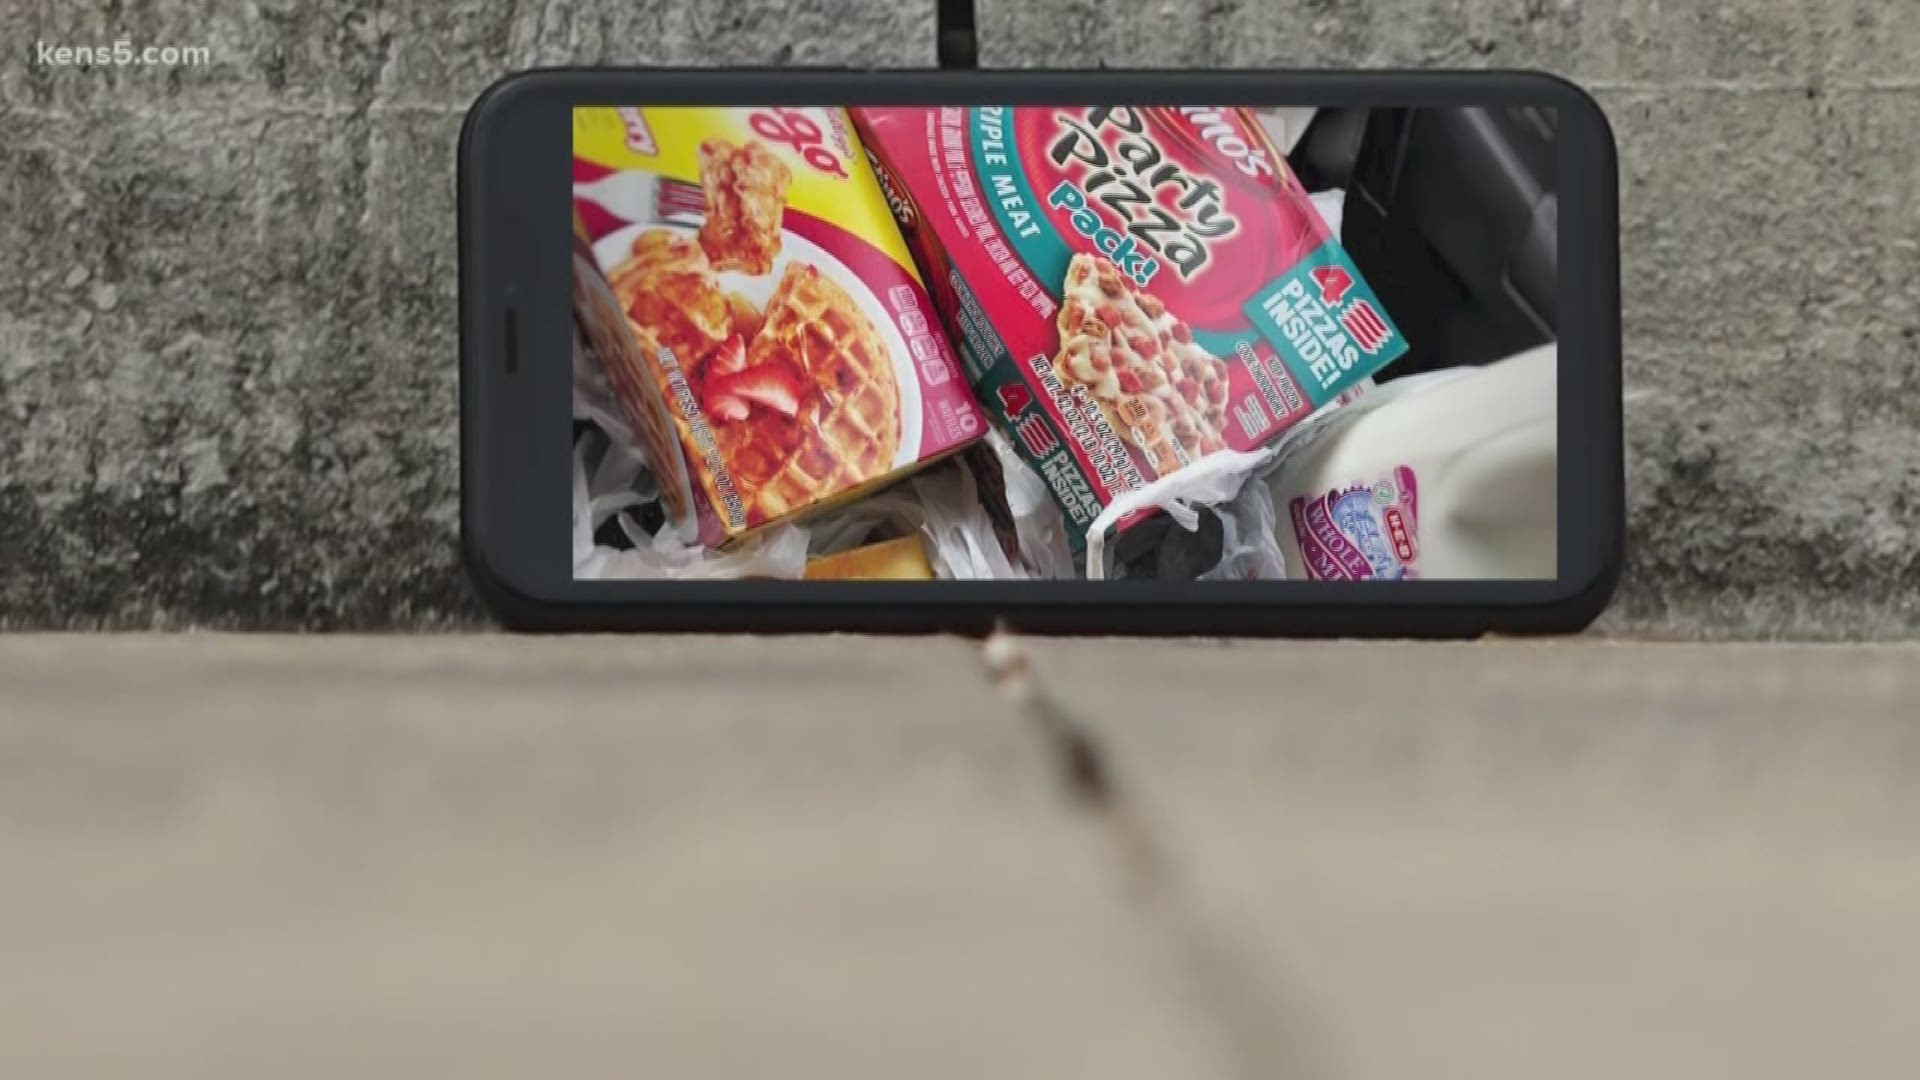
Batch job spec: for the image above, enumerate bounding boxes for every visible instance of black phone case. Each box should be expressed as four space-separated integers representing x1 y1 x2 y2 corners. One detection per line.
459 69 1621 636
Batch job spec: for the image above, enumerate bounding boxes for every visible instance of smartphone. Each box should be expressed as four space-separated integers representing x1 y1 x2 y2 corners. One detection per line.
459 70 1620 634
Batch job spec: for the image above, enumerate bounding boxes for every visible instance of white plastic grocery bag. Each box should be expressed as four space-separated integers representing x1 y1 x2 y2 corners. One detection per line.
1081 448 1278 580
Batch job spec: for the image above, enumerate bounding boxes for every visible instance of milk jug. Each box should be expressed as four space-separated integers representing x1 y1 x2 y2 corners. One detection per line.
1264 344 1556 580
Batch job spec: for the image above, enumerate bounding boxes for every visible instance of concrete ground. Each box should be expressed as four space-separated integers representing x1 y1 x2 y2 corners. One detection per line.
4 634 1918 1079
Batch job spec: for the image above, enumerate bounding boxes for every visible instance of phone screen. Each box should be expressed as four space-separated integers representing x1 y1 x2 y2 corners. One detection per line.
568 104 1561 584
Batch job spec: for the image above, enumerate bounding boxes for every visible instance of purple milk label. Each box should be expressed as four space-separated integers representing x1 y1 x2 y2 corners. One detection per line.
1287 465 1420 580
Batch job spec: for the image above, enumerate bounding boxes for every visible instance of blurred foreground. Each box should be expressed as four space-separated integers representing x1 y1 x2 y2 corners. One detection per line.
3 635 1917 1079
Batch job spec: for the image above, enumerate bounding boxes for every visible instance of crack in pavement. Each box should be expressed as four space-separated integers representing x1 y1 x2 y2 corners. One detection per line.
980 629 1338 1080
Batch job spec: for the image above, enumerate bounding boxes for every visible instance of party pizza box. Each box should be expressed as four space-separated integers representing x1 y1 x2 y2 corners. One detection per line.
854 106 1409 549
572 106 985 548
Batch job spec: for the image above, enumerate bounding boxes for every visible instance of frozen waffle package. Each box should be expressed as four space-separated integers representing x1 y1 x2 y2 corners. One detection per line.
854 106 1410 550
572 107 987 547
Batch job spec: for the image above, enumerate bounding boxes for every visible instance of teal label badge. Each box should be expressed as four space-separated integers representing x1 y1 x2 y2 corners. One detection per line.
1244 240 1409 408
971 109 1072 296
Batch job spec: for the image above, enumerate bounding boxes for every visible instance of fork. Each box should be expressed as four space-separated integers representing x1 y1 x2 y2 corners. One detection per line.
573 172 708 226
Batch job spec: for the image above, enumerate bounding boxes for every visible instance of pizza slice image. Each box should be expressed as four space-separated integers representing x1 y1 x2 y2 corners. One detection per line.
1053 253 1231 476
696 138 792 275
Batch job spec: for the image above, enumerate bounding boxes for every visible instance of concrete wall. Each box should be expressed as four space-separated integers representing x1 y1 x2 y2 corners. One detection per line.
2 1 1915 635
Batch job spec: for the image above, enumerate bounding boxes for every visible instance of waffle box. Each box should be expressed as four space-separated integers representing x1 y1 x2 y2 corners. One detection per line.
854 106 1409 549
572 107 986 547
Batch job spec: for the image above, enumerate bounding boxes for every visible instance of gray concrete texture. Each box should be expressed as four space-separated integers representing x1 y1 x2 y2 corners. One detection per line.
1 0 1916 635
4 634 1919 1078
0 0 934 630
